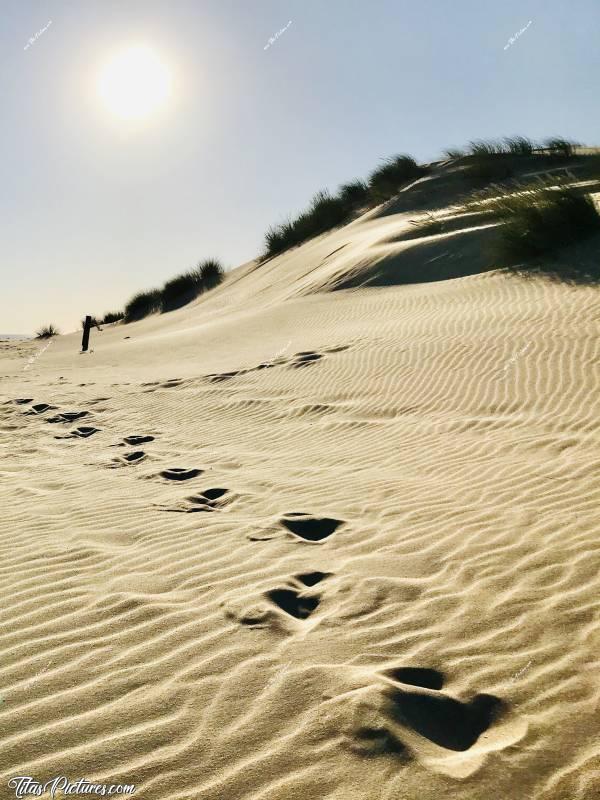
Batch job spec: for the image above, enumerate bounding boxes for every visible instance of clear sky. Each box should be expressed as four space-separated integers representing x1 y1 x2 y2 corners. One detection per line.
2 0 599 334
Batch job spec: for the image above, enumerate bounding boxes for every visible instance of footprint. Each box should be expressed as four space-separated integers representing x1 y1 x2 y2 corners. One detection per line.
160 467 202 481
122 451 146 464
384 684 504 752
202 487 228 500
266 588 320 620
160 378 184 388
206 370 246 383
325 345 350 353
290 351 324 368
230 604 274 628
46 411 89 424
123 435 155 446
344 670 509 769
109 450 147 467
161 488 229 513
351 726 407 757
294 571 332 587
55 426 101 440
24 403 56 415
280 513 344 542
384 667 444 691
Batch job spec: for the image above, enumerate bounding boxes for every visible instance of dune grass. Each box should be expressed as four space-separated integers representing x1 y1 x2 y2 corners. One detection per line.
462 178 600 271
197 258 225 290
406 212 447 238
160 259 224 312
121 259 225 322
543 137 579 158
124 289 162 322
35 324 59 339
367 155 425 201
101 311 125 324
262 157 425 259
263 190 352 258
79 134 592 325
160 271 202 312
442 136 581 183
338 180 370 207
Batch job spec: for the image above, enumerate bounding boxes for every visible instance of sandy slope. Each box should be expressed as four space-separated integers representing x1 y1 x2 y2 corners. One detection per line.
1 169 599 800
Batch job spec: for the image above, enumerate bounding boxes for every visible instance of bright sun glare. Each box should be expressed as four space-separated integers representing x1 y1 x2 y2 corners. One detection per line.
97 45 172 120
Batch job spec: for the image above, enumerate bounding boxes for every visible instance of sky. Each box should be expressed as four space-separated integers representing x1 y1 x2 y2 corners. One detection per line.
2 0 599 334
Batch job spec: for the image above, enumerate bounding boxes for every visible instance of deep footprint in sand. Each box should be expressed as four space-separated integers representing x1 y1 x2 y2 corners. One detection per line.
294 571 332 586
348 669 507 764
383 683 504 752
160 467 203 481
289 351 324 369
123 435 155 446
280 513 344 542
161 488 229 513
122 451 147 464
55 426 101 440
266 588 321 620
108 450 147 467
24 403 57 415
46 411 90 424
384 667 445 691
206 370 247 383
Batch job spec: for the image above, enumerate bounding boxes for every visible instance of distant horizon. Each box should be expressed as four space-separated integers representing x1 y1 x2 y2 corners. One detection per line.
0 334 34 339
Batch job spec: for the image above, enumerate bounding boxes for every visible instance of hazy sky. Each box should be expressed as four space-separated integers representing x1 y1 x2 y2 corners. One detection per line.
2 0 599 334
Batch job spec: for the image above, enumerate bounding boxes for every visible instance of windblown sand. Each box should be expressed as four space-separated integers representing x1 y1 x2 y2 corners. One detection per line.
1 177 599 799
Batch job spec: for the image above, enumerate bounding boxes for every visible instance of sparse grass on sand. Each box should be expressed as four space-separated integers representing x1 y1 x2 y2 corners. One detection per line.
443 136 581 183
122 259 225 321
124 290 162 322
462 178 600 277
367 154 425 201
160 271 203 312
101 311 125 324
263 158 425 259
80 134 592 324
35 324 59 339
406 212 448 238
197 258 225 290
264 190 353 258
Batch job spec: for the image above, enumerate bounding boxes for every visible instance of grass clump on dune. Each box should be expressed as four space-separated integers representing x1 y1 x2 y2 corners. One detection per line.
101 311 124 324
35 324 59 339
160 271 202 312
263 190 352 258
338 180 370 207
122 259 225 321
442 135 581 183
367 154 425 201
464 178 600 272
262 156 424 259
124 289 162 322
160 259 225 312
197 257 225 290
543 137 579 158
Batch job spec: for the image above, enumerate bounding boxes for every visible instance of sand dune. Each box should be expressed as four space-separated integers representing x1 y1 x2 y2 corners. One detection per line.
1 170 599 799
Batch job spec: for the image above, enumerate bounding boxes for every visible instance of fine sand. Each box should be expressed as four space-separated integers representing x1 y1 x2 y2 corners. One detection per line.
1 167 599 799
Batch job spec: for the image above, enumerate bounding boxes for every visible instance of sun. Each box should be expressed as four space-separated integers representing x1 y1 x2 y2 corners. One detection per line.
97 45 172 120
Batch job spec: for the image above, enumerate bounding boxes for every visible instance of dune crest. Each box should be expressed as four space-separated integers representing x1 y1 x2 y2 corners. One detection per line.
1 174 599 799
